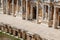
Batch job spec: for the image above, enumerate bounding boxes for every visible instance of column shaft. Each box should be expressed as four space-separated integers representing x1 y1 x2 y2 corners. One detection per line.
30 5 33 20
42 5 44 22
48 6 52 27
53 7 57 28
36 2 39 24
26 0 28 20
3 0 6 14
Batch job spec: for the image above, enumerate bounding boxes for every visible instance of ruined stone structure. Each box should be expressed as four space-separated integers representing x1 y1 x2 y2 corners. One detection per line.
0 0 60 40
1 0 60 28
2 0 21 16
42 0 54 27
0 23 43 40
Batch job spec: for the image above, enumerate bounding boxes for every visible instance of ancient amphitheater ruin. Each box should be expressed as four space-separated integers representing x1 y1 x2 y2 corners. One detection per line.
0 0 60 40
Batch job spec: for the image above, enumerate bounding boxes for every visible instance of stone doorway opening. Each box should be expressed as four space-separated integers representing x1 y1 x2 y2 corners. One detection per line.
32 6 37 20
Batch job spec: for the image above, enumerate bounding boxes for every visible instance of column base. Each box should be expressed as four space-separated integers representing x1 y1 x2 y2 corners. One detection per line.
48 20 53 27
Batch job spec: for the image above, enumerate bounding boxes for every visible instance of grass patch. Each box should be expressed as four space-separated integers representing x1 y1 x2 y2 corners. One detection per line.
0 32 20 40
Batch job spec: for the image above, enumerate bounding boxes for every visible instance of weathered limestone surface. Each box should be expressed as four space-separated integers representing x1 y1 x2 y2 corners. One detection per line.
0 14 60 40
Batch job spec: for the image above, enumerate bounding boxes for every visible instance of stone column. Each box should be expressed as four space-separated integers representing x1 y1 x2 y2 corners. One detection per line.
8 0 12 15
13 0 17 17
2 24 5 32
12 0 14 15
13 29 16 36
48 5 50 21
22 0 23 19
22 30 27 40
45 5 46 20
15 0 18 16
22 0 26 20
4 24 8 33
21 0 22 13
7 25 9 33
48 5 52 27
3 0 6 14
18 29 22 38
42 5 45 22
8 27 11 33
26 0 28 20
53 6 57 28
9 26 13 35
36 2 39 24
30 4 33 20
6 0 8 14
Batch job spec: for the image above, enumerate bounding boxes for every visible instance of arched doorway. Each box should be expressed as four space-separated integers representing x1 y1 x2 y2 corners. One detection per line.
29 2 37 21
32 6 37 19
